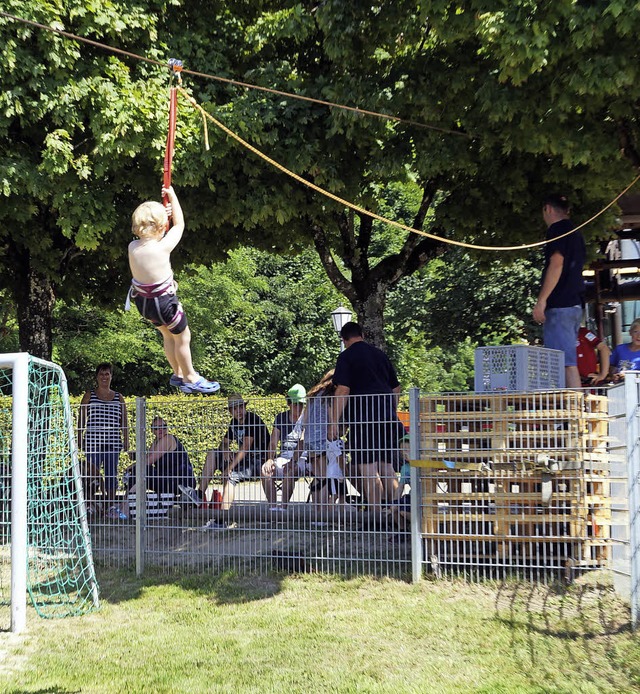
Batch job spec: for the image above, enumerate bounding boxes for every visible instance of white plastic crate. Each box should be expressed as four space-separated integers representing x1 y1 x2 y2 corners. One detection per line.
474 345 565 392
127 491 176 519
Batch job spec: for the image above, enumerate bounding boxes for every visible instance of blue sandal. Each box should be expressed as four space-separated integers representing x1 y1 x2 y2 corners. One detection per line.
180 376 220 394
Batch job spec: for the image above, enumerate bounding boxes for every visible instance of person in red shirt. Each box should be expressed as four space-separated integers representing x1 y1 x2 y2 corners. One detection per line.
576 327 611 385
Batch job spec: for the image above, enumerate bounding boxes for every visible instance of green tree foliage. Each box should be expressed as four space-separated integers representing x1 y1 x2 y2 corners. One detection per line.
0 289 19 354
4 1 640 364
55 247 343 396
53 242 538 395
388 248 542 348
386 249 540 390
162 0 638 348
0 1 177 358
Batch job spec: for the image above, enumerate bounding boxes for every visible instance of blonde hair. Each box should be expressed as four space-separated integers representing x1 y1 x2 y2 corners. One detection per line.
131 201 167 239
630 318 640 334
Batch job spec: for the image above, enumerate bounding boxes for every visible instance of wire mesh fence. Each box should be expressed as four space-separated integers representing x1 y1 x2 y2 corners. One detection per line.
416 389 612 582
2 348 638 631
606 383 630 599
78 393 412 578
74 386 624 586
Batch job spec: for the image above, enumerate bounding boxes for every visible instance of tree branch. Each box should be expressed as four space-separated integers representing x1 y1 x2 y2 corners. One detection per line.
337 209 357 272
374 233 444 289
310 221 355 299
353 212 372 280
413 178 439 231
369 180 443 286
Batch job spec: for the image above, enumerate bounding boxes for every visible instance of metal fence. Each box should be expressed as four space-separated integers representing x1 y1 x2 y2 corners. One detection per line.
79 393 413 579
613 376 640 628
75 385 637 598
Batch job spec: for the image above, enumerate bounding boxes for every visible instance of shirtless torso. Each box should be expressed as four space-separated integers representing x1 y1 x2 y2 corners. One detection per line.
128 231 181 285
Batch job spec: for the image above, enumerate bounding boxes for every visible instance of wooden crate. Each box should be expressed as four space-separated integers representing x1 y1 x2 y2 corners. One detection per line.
418 391 611 569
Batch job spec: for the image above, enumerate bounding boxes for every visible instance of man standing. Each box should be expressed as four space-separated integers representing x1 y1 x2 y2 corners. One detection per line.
328 321 402 508
533 194 586 388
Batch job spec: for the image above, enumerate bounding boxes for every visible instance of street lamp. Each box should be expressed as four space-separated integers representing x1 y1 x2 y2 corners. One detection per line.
331 305 352 351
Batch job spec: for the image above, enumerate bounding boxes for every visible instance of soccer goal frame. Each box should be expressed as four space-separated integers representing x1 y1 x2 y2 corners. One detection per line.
1 353 99 633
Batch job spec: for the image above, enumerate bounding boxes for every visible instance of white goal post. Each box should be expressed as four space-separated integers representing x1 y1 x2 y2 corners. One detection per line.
1 353 99 633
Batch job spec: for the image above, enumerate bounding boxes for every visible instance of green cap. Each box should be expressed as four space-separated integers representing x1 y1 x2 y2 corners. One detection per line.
287 383 307 404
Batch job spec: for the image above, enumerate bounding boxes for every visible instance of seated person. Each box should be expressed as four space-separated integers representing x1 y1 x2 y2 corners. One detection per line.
577 326 611 385
261 384 307 511
146 416 195 497
111 415 195 520
303 371 349 510
386 432 411 541
304 371 332 501
610 318 640 381
183 394 269 511
81 457 105 519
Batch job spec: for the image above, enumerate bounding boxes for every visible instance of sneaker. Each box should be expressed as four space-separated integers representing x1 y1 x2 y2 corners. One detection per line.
169 374 183 388
179 375 220 395
201 519 228 530
107 506 128 521
179 485 203 508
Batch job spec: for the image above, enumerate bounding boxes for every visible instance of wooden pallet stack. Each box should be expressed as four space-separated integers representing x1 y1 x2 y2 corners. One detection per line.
418 390 610 570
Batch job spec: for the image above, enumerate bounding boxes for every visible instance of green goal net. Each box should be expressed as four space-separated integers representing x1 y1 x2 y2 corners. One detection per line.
0 354 99 630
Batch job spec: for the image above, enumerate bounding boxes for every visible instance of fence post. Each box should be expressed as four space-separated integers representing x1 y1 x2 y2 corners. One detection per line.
10 353 29 633
135 397 147 577
409 387 423 583
625 373 640 630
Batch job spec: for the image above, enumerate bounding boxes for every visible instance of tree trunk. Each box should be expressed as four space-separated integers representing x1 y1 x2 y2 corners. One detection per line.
350 282 389 350
12 247 56 360
311 189 444 353
618 119 640 169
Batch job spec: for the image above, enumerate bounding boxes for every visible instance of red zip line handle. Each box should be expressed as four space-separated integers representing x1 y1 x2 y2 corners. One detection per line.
162 86 178 218
162 59 183 222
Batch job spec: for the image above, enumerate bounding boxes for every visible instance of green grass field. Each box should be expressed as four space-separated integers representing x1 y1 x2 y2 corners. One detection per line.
1 568 639 693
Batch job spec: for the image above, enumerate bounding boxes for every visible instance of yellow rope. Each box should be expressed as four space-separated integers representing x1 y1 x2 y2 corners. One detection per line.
4 9 637 240
177 88 640 253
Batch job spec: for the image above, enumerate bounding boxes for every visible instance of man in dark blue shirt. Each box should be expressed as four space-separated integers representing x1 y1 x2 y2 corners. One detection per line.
189 394 269 511
329 322 403 508
533 194 586 388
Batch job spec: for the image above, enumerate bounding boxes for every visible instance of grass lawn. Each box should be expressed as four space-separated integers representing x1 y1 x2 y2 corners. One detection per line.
0 568 639 693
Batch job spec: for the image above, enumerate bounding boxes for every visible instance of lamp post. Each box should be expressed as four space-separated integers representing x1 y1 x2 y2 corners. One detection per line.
331 305 353 352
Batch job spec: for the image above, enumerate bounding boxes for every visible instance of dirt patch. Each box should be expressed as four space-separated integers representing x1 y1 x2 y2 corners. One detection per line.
89 503 412 576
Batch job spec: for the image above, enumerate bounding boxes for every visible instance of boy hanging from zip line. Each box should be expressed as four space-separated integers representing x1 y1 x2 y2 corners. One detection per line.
126 185 219 394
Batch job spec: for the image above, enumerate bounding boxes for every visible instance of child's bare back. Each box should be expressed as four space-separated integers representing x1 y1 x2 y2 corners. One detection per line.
129 236 176 285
